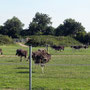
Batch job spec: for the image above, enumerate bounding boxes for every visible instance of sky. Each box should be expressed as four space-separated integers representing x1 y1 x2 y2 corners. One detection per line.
0 0 90 32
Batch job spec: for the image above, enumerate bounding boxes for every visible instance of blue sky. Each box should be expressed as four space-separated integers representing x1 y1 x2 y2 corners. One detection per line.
0 0 90 32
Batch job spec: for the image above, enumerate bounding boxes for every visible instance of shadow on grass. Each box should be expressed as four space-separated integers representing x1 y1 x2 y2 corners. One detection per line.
15 67 29 69
7 60 14 62
32 86 46 90
17 71 29 74
17 71 35 74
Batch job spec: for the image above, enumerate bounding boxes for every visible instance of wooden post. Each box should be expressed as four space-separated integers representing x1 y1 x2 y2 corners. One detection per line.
29 46 32 90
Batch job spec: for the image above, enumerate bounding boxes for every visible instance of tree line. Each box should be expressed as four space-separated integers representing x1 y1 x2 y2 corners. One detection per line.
0 12 90 44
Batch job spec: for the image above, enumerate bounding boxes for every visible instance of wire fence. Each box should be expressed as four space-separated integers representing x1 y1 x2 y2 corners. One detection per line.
0 47 90 89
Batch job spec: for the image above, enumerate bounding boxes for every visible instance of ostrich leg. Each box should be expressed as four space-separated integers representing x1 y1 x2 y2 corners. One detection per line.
41 64 45 73
20 56 22 62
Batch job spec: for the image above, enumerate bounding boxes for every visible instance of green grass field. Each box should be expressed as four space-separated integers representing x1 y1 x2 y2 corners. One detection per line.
0 45 90 90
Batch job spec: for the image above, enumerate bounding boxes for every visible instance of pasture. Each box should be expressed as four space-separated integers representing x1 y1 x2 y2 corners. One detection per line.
0 45 90 89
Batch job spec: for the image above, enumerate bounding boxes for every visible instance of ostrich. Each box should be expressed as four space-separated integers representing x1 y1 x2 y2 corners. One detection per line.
32 49 51 73
0 48 3 55
16 49 28 62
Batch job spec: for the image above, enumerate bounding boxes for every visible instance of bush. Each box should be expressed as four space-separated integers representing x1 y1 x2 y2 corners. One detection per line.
56 36 82 46
0 35 14 45
26 35 82 47
26 35 59 46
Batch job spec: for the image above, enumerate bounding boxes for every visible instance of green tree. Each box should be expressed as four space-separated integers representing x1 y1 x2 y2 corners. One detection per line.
28 12 52 35
84 32 90 44
4 16 24 38
54 24 64 36
0 26 4 34
20 29 29 36
75 31 86 43
55 18 86 36
43 26 55 35
0 26 8 35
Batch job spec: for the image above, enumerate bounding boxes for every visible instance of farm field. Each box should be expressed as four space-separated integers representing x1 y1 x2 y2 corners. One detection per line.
0 45 90 90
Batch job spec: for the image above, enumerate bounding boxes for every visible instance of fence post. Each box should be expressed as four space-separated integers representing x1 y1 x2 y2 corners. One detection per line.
46 44 48 52
29 45 32 90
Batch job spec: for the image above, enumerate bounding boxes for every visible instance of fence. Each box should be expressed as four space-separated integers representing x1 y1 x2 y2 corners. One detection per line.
13 38 28 43
0 45 90 89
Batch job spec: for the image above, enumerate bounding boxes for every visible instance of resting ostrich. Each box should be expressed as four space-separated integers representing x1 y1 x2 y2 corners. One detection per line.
32 49 51 73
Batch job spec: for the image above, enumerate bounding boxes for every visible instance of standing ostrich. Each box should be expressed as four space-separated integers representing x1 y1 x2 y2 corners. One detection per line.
32 49 51 73
16 49 28 62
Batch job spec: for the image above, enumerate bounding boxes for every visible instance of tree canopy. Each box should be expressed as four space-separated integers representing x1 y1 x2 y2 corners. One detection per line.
0 16 24 38
55 18 86 36
0 13 89 44
28 12 52 35
84 32 90 44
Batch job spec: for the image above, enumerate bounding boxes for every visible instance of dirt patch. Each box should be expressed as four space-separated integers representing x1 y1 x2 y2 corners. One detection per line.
18 43 28 47
0 55 17 57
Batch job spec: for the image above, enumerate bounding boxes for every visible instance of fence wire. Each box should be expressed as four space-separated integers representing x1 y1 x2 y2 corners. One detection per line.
0 49 90 89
